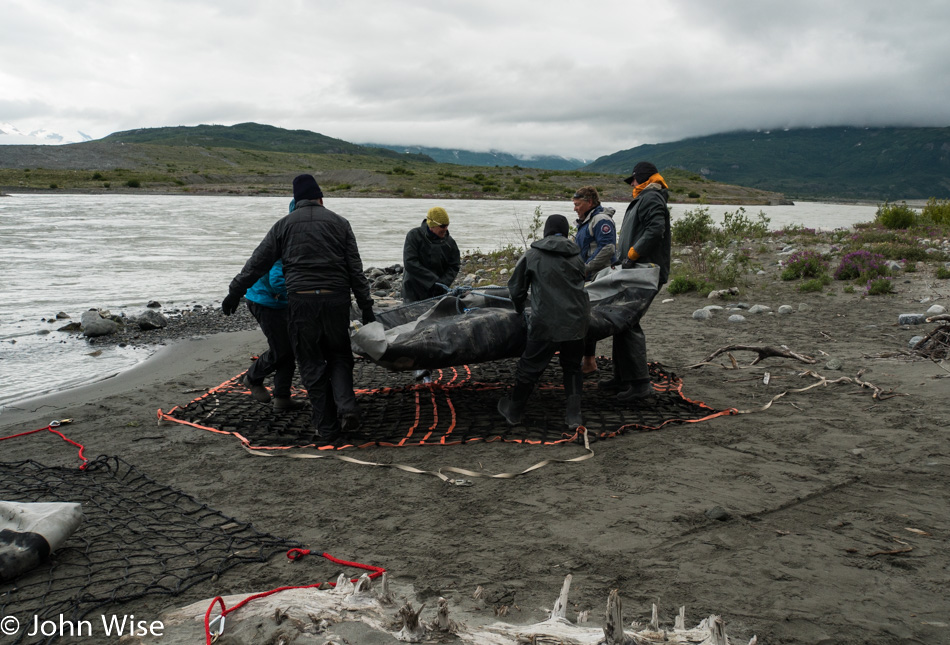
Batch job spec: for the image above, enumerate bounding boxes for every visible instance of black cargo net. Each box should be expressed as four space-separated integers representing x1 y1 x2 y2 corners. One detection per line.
0 455 350 645
158 357 734 450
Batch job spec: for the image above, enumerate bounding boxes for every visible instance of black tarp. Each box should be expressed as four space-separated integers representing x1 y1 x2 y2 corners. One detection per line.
351 265 660 370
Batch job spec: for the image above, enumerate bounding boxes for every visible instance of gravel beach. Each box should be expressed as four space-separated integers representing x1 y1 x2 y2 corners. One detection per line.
2 245 949 645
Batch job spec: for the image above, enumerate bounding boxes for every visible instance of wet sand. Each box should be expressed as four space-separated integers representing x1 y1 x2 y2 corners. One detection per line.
1 267 949 644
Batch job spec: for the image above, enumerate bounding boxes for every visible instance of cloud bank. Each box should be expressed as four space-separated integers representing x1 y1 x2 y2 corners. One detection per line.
2 0 949 158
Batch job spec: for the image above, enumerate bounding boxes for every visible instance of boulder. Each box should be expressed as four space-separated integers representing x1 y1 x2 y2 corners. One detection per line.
80 310 118 337
136 310 168 331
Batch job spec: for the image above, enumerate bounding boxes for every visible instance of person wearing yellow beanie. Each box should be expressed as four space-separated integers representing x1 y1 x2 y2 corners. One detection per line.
402 206 461 302
425 206 450 230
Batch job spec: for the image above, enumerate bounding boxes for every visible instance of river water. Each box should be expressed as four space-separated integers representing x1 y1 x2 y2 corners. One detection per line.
0 194 882 411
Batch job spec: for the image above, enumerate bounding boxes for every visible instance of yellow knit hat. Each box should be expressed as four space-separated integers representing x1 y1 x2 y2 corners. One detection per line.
426 207 450 227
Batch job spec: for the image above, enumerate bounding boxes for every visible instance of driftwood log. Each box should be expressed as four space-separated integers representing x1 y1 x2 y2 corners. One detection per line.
143 572 755 645
688 344 817 369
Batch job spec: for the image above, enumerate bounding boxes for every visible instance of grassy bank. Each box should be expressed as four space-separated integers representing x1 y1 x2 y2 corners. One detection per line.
459 202 950 295
0 143 786 204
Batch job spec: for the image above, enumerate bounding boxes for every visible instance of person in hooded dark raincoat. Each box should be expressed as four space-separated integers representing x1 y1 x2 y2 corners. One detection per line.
498 214 590 429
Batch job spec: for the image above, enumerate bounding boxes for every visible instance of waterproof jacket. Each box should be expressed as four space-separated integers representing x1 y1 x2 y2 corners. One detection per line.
574 204 617 278
402 219 461 302
245 260 287 309
618 184 672 285
507 234 590 342
228 199 373 310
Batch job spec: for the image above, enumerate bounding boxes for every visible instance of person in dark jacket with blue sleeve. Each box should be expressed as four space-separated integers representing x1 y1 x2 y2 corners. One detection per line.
222 174 375 443
497 214 590 429
241 258 305 411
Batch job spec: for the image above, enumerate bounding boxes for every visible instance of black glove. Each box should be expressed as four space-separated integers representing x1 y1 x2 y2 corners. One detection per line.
361 307 376 325
222 293 241 316
621 258 636 270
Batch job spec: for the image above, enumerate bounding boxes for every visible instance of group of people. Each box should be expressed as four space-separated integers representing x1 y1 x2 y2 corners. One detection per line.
497 161 671 429
222 160 670 442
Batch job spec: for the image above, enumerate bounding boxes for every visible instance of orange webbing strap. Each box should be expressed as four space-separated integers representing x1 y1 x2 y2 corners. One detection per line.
239 428 595 484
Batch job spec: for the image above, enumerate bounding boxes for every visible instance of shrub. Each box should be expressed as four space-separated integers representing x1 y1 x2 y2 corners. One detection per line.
672 206 716 245
687 191 700 198
834 250 888 281
125 179 141 188
667 275 711 295
91 172 104 180
48 183 58 189
850 228 904 245
870 242 931 262
719 207 771 240
936 266 950 279
865 276 894 295
843 284 855 293
780 250 829 281
798 278 826 293
922 197 950 225
874 201 917 229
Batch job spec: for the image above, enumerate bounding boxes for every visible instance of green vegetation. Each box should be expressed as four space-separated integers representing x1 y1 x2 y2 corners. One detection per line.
584 126 950 201
661 198 950 298
672 205 771 246
798 278 828 293
875 202 918 229
671 206 716 245
667 274 712 295
667 205 772 293
921 197 950 225
865 277 895 296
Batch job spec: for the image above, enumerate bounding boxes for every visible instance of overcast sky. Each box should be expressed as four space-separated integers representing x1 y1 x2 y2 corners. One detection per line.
2 0 949 159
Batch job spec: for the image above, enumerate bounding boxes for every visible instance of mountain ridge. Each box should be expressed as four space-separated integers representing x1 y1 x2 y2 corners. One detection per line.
363 143 588 171
583 126 950 200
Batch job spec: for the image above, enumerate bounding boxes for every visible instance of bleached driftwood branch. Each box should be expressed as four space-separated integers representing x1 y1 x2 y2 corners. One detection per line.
688 344 816 369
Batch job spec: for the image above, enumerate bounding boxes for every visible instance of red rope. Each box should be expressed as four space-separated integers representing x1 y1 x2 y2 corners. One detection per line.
0 421 88 469
202 549 386 644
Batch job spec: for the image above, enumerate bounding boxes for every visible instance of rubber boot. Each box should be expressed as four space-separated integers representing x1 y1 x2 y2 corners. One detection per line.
242 374 271 403
497 382 533 425
563 372 583 429
617 378 655 403
273 397 308 412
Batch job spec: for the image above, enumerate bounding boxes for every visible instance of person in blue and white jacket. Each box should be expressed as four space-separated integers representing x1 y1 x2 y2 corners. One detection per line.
572 185 617 375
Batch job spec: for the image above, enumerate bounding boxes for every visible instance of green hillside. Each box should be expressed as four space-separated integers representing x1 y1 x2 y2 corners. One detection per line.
102 122 433 161
0 122 784 204
585 127 950 201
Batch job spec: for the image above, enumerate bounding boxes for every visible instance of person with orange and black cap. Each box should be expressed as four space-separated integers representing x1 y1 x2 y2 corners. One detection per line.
222 173 375 443
600 161 671 403
402 206 461 303
497 214 590 429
